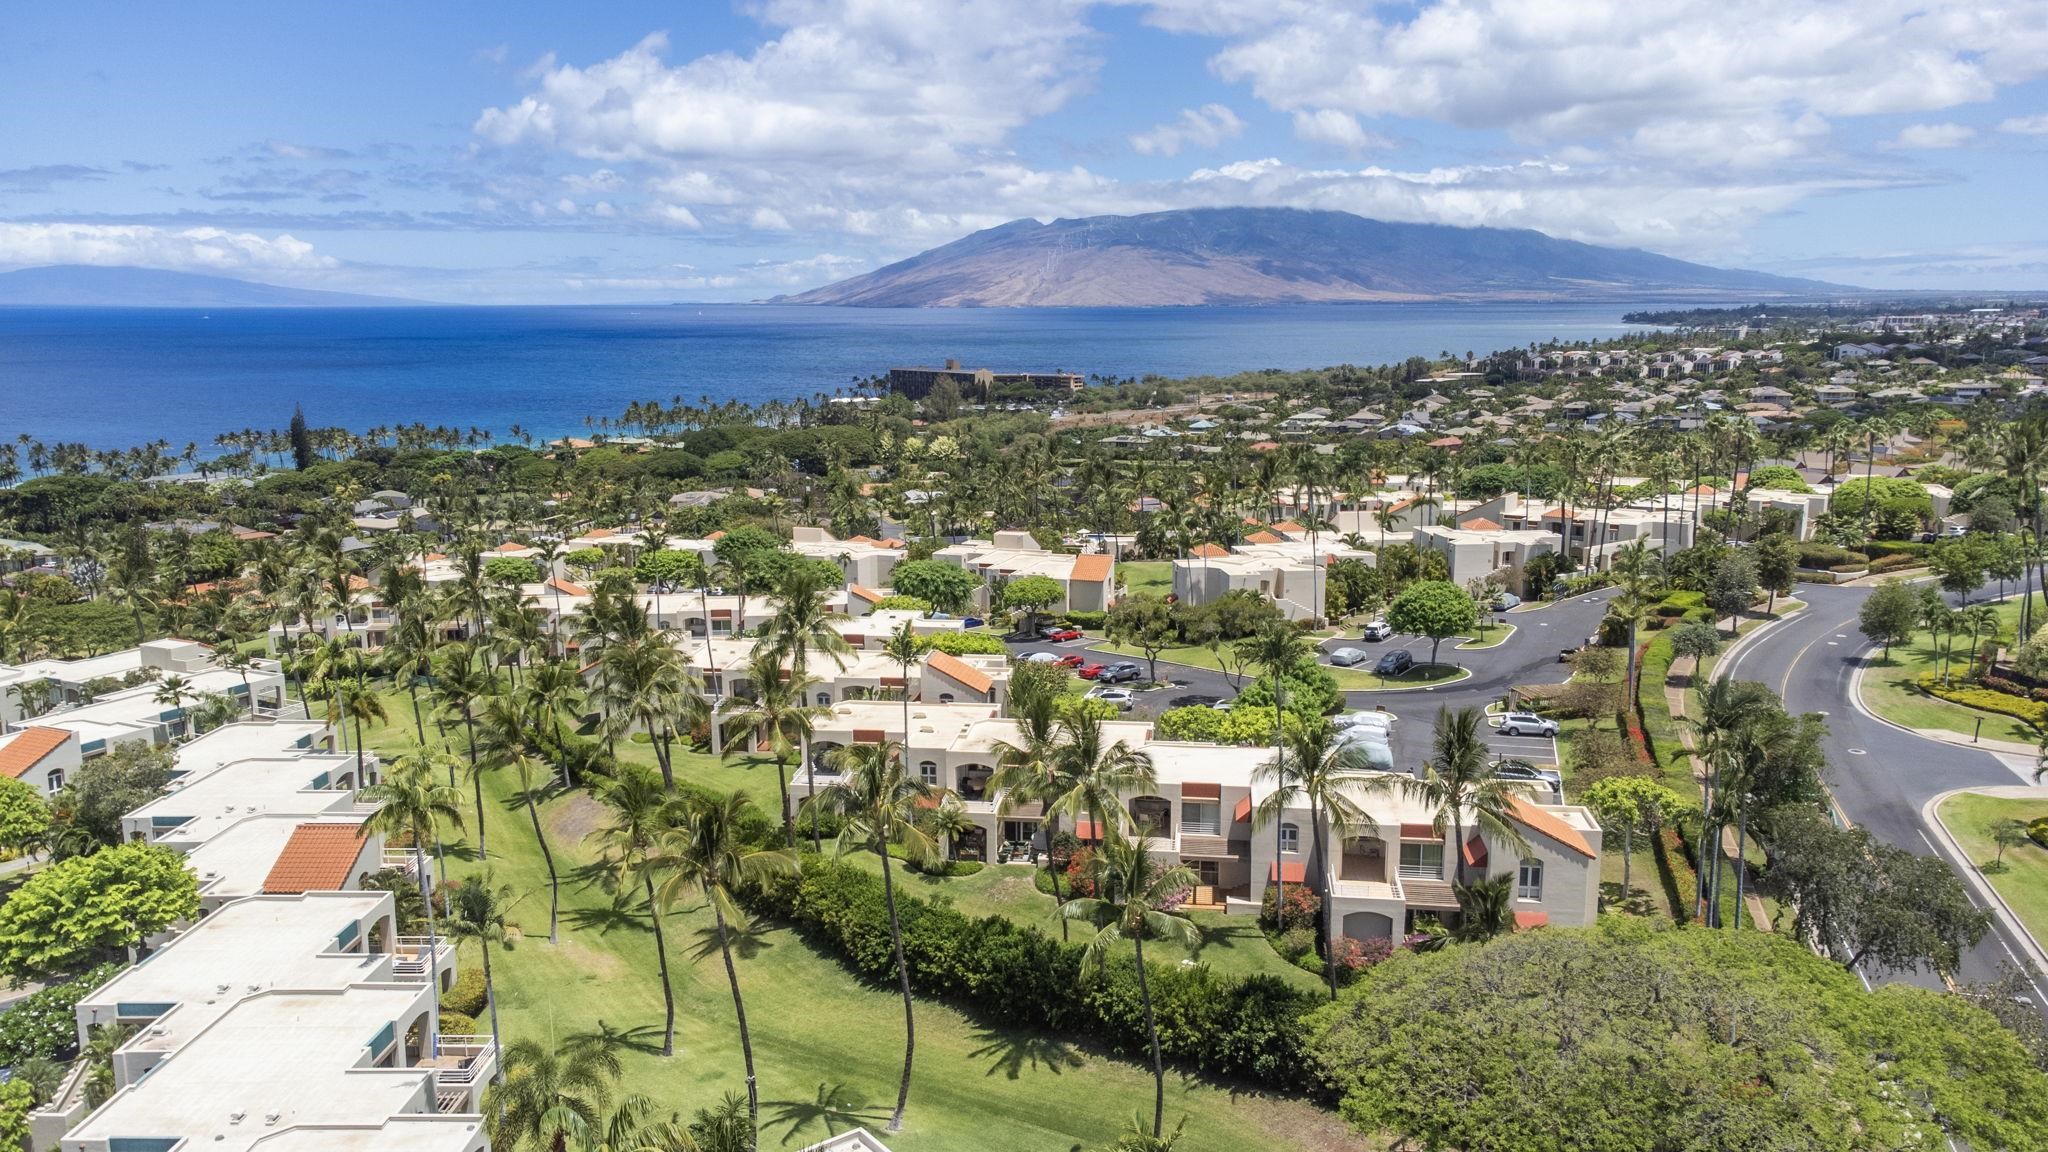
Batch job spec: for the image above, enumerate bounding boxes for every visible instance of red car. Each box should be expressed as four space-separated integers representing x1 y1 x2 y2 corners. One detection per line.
1075 662 1106 679
1047 627 1083 642
1054 653 1086 668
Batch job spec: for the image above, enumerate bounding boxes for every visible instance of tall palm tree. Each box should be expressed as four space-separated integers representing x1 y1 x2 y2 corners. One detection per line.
359 752 463 964
153 675 195 737
756 566 852 683
1405 707 1529 885
383 596 439 745
720 652 825 848
485 1032 622 1152
600 638 693 789
1041 712 1157 850
648 792 796 1135
522 660 588 786
476 697 563 944
1237 623 1312 911
1058 837 1200 1140
1608 539 1662 698
989 684 1075 937
445 869 517 1082
337 687 390 788
430 640 496 840
591 766 683 1057
1254 722 1379 1000
804 740 937 1133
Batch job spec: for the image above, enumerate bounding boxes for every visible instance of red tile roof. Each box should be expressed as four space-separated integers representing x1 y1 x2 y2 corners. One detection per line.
544 577 588 597
1272 520 1304 533
0 728 71 779
261 822 368 894
1069 554 1113 583
849 584 884 603
1267 861 1306 883
1243 530 1284 545
1460 517 1502 531
494 541 527 553
1508 796 1595 857
1399 822 1437 839
925 650 994 695
1189 543 1230 559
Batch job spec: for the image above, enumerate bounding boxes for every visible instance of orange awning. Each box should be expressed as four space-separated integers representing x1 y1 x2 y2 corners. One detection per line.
1268 861 1306 884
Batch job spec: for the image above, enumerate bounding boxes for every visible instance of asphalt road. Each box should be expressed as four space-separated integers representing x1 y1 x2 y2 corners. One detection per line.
1719 581 2047 1006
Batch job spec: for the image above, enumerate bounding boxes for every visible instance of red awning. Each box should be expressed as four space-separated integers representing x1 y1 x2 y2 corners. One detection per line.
1399 822 1437 840
1461 836 1488 870
1232 795 1252 823
1074 819 1103 841
1268 861 1307 883
1182 782 1220 800
1514 910 1549 929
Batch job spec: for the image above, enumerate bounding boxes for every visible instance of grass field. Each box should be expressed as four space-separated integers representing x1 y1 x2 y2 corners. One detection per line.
1455 623 1516 650
1940 792 2048 950
1859 599 2035 745
349 691 1356 1152
1116 561 1173 597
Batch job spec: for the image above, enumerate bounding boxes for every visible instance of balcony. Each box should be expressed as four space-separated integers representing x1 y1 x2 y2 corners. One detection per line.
390 936 455 983
426 1034 498 1113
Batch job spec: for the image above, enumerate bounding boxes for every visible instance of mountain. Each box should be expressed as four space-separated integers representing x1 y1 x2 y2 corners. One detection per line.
774 208 1849 307
0 265 421 307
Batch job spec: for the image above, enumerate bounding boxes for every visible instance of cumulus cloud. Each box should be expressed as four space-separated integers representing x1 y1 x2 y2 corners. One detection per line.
1290 109 1391 153
0 223 337 273
1128 104 1243 156
1887 122 1975 149
1999 113 2048 135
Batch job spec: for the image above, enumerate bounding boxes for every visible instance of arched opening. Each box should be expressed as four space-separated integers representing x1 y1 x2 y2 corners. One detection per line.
815 691 833 708
1341 836 1387 883
957 763 992 801
916 760 940 787
809 741 845 774
366 913 392 955
954 826 987 862
1342 910 1395 942
1129 797 1171 839
400 1007 433 1065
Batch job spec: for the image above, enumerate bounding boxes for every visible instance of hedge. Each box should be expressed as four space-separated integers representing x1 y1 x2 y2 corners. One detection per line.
917 632 1008 656
1918 674 2048 728
1796 543 1866 570
1062 610 1107 630
440 967 488 1017
743 855 1321 1092
0 961 124 1064
1861 540 1930 560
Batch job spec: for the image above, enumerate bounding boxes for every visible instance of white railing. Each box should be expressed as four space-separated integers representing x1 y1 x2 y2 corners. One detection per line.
380 849 419 874
391 936 451 980
433 1034 498 1088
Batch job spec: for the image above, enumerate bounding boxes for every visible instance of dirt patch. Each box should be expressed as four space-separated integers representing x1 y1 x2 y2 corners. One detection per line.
544 934 630 982
548 792 608 844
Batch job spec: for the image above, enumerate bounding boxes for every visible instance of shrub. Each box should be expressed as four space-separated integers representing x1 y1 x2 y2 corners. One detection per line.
1861 540 1929 560
2030 817 2048 849
1979 674 2048 702
1259 882 1321 932
743 854 1318 1090
440 967 488 1017
436 1010 478 1036
1062 845 1100 899
1918 673 2048 727
1330 935 1393 974
918 631 1008 656
868 595 931 612
1063 610 1107 630
908 857 984 877
1797 543 1866 570
0 961 123 1064
1867 554 1918 573
1294 952 1324 976
1274 926 1318 961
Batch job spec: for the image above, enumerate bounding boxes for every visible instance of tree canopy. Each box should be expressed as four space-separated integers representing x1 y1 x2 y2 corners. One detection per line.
1385 580 1477 664
888 559 980 613
0 841 200 979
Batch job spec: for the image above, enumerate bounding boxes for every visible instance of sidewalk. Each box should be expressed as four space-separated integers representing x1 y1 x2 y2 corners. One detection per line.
1923 785 2048 978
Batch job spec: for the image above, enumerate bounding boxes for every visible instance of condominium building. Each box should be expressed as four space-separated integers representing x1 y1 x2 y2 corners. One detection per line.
930 532 1115 615
1172 536 1374 621
3 641 288 756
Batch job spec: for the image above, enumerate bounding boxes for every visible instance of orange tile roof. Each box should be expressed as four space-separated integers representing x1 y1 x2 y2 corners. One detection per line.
1069 554 1114 583
1272 520 1305 533
880 538 906 549
1189 543 1230 559
1243 530 1284 545
1508 795 1594 858
706 530 727 541
925 650 994 695
849 584 884 603
544 577 588 597
1249 441 1280 452
0 728 71 779
261 822 369 894
494 541 527 553
1460 517 1502 531
345 575 370 591
423 552 448 562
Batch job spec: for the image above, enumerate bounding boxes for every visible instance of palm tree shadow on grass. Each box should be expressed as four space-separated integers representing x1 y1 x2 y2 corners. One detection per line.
561 889 650 937
684 917 776 963
761 1081 890 1146
967 1022 1082 1080
576 1017 670 1058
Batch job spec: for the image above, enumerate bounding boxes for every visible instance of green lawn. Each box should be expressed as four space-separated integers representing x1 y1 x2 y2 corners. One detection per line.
1116 561 1173 597
1347 662 1470 692
1455 623 1516 650
347 690 1356 1152
1859 599 2036 745
1940 792 2048 951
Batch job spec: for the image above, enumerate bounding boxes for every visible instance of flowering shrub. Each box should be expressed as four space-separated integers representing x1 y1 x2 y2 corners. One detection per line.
1259 882 1321 931
0 960 123 1064
1061 846 1099 899
1330 935 1395 973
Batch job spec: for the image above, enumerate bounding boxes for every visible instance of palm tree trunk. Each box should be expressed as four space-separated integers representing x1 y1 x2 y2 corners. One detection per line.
479 938 504 1084
1732 801 1748 931
714 903 760 1134
415 841 440 1055
463 713 486 857
524 792 559 944
1620 823 1633 899
806 741 821 854
409 684 426 744
352 708 367 785
1311 797 1337 1000
774 753 794 849
878 843 915 1133
1134 933 1165 1139
645 875 676 1057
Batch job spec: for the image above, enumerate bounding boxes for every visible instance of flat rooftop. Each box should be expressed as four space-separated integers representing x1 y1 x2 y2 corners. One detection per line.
65 985 435 1152
83 893 392 1052
178 816 364 903
176 721 331 776
244 1116 485 1152
131 758 361 845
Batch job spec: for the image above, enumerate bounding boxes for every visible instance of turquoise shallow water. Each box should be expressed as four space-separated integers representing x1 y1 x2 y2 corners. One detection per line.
0 300 1664 449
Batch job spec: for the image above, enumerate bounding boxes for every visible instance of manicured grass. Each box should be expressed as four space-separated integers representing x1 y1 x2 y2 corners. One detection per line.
1940 792 2048 951
1346 662 1470 692
1455 623 1516 650
1858 599 2035 745
1116 561 1173 597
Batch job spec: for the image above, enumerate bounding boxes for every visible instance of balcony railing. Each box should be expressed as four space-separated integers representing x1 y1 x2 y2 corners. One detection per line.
391 937 454 981
380 849 420 874
430 1034 498 1090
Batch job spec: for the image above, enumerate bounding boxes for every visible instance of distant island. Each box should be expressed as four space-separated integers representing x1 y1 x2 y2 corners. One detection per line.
0 265 422 307
773 207 1852 308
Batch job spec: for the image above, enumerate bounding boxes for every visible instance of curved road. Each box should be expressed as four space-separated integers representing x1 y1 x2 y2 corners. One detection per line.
1721 582 2045 1004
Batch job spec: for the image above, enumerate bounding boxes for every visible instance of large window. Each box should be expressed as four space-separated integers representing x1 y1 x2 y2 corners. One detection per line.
1398 842 1444 879
1180 801 1220 836
1517 857 1544 900
1279 823 1299 853
917 760 939 787
1130 797 1172 838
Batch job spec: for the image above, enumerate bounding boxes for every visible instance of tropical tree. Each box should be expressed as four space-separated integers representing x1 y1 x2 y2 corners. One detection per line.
476 698 564 944
485 1033 623 1152
804 740 937 1133
1404 707 1529 884
599 638 693 790
648 792 796 1135
1581 776 1688 903
1058 837 1200 1141
989 680 1077 936
359 752 463 956
720 652 825 848
1255 722 1379 999
591 766 683 1057
430 640 496 840
1041 712 1158 849
756 565 852 682
445 869 516 1079
1238 623 1312 910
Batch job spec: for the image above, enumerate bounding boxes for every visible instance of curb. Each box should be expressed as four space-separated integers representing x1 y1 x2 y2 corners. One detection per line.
1922 787 2048 979
1708 599 1807 686
1846 651 2040 758
1348 667 1476 694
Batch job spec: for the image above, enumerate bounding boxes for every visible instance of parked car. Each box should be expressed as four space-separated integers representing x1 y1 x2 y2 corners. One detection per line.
1096 662 1144 683
1333 709 1396 731
1490 592 1521 610
1047 627 1083 642
1022 651 1061 664
1361 620 1394 641
1374 650 1414 676
1327 646 1368 667
1208 699 1235 711
1076 662 1106 680
1497 711 1559 737
962 617 984 629
1052 653 1084 668
1089 687 1136 711
1558 647 1577 663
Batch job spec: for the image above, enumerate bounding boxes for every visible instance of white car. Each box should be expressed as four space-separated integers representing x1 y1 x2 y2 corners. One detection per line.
1361 620 1394 641
1327 647 1368 667
1497 711 1559 737
1089 687 1136 710
1333 710 1397 731
1022 651 1061 664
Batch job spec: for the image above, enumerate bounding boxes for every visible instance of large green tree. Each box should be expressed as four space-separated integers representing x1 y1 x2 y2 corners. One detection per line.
1386 580 1478 666
886 559 980 614
0 842 199 979
1859 578 1922 659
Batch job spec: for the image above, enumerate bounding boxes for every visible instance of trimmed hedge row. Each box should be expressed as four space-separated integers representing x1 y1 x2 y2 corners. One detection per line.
744 855 1321 1092
1918 674 2048 728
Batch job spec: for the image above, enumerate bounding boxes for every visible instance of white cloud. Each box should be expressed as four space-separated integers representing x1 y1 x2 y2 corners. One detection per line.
1290 108 1391 152
1887 122 1976 149
1998 113 2048 135
0 223 336 273
1128 103 1243 156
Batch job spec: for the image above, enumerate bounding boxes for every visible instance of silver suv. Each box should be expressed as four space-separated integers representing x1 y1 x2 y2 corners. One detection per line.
1498 712 1558 737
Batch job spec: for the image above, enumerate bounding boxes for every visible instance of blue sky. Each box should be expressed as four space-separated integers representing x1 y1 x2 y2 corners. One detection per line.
3 0 2046 302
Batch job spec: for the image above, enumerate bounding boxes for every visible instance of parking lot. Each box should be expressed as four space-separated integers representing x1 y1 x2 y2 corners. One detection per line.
1479 722 1561 766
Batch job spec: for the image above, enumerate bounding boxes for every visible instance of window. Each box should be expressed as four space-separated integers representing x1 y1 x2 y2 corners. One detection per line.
918 760 939 787
1190 859 1219 886
1181 801 1220 837
1279 823 1299 853
1398 842 1444 879
45 771 63 793
1517 857 1544 900
815 692 832 707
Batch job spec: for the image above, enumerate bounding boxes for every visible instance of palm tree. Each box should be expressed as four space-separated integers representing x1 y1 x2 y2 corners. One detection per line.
591 766 683 1057
486 1032 622 1152
1405 707 1528 885
337 686 390 789
430 641 496 844
756 565 852 683
720 652 825 848
537 1093 700 1152
804 740 937 1133
445 869 517 1083
1608 539 1661 698
153 675 195 737
601 639 694 790
359 752 464 965
1237 623 1312 911
1041 712 1157 850
1058 837 1200 1140
1254 722 1379 999
648 791 796 1135
477 697 563 944
522 660 588 786
989 682 1077 937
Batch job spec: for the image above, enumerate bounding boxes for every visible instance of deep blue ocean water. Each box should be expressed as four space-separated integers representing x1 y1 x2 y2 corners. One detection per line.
0 302 1659 450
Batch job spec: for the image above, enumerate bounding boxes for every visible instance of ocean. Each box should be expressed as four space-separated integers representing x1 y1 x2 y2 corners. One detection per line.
0 301 1657 450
